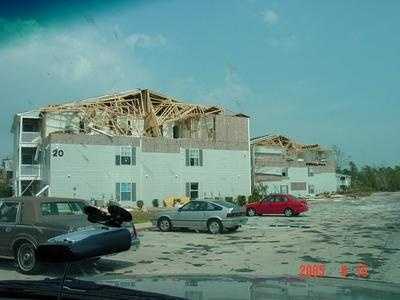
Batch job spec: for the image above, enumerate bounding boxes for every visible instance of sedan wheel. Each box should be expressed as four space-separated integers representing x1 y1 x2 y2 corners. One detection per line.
158 217 172 232
208 220 223 234
247 208 256 217
16 242 39 274
284 208 294 217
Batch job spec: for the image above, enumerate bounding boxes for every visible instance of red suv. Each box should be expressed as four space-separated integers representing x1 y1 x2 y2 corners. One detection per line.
246 194 309 217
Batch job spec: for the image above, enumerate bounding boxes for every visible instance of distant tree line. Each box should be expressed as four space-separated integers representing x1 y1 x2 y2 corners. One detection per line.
340 162 400 192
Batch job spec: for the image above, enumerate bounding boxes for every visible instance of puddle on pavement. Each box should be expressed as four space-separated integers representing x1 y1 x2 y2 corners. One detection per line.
157 257 174 261
280 244 295 248
137 260 154 264
227 241 264 245
233 268 254 273
302 229 321 233
180 243 217 252
215 250 236 254
190 263 205 267
357 253 386 269
276 250 296 254
299 255 329 263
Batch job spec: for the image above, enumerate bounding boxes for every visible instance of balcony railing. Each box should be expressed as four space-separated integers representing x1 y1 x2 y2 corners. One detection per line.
20 164 41 177
21 132 41 144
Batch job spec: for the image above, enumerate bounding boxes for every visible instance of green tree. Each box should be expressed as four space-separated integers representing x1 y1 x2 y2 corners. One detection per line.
0 182 12 197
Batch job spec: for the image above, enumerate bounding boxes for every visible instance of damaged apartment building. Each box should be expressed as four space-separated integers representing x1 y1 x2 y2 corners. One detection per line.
11 89 251 206
251 135 349 196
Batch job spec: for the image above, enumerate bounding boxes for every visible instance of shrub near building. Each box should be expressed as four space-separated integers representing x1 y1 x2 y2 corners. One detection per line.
237 195 247 206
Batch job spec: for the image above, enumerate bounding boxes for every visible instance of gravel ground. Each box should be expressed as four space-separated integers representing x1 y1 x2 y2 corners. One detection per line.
1 192 400 284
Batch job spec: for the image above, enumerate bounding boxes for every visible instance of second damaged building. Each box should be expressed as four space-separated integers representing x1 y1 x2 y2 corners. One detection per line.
11 89 251 205
251 135 344 196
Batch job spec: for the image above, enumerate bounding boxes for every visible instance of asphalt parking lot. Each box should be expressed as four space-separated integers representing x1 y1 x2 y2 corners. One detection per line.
1 192 400 284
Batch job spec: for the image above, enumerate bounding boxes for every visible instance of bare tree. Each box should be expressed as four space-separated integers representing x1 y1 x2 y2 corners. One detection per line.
332 145 349 172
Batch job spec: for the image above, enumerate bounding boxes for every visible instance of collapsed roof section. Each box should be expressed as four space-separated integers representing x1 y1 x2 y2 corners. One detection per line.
40 89 223 138
251 134 321 153
251 134 333 167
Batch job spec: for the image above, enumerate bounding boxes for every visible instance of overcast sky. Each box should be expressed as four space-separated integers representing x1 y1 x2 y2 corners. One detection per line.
0 0 399 166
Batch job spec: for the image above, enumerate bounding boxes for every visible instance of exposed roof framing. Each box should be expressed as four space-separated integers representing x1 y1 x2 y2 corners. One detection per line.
251 134 321 153
40 89 223 137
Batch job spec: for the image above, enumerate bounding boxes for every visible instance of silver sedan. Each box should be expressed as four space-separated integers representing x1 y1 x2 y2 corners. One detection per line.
152 200 248 234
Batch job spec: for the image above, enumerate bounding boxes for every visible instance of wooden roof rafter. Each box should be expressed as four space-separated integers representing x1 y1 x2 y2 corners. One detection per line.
40 89 224 137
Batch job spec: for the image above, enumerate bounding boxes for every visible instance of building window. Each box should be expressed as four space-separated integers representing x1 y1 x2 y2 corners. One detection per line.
282 168 288 177
115 146 136 166
308 167 314 177
185 149 203 166
173 125 180 138
291 182 307 191
115 182 136 201
79 120 85 133
186 182 199 199
308 184 315 194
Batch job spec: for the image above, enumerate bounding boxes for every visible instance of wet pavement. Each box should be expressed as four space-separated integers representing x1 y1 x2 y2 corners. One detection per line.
1 192 400 284
100 192 400 283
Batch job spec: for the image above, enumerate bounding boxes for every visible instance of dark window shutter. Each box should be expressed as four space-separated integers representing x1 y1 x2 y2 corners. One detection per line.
131 147 136 165
185 149 189 166
115 155 121 165
115 183 120 201
185 182 190 197
199 149 203 166
131 183 136 201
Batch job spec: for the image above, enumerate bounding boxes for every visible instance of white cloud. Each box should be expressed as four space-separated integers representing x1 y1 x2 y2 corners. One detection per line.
0 23 168 96
261 9 279 26
203 68 252 113
0 21 170 157
0 21 170 135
